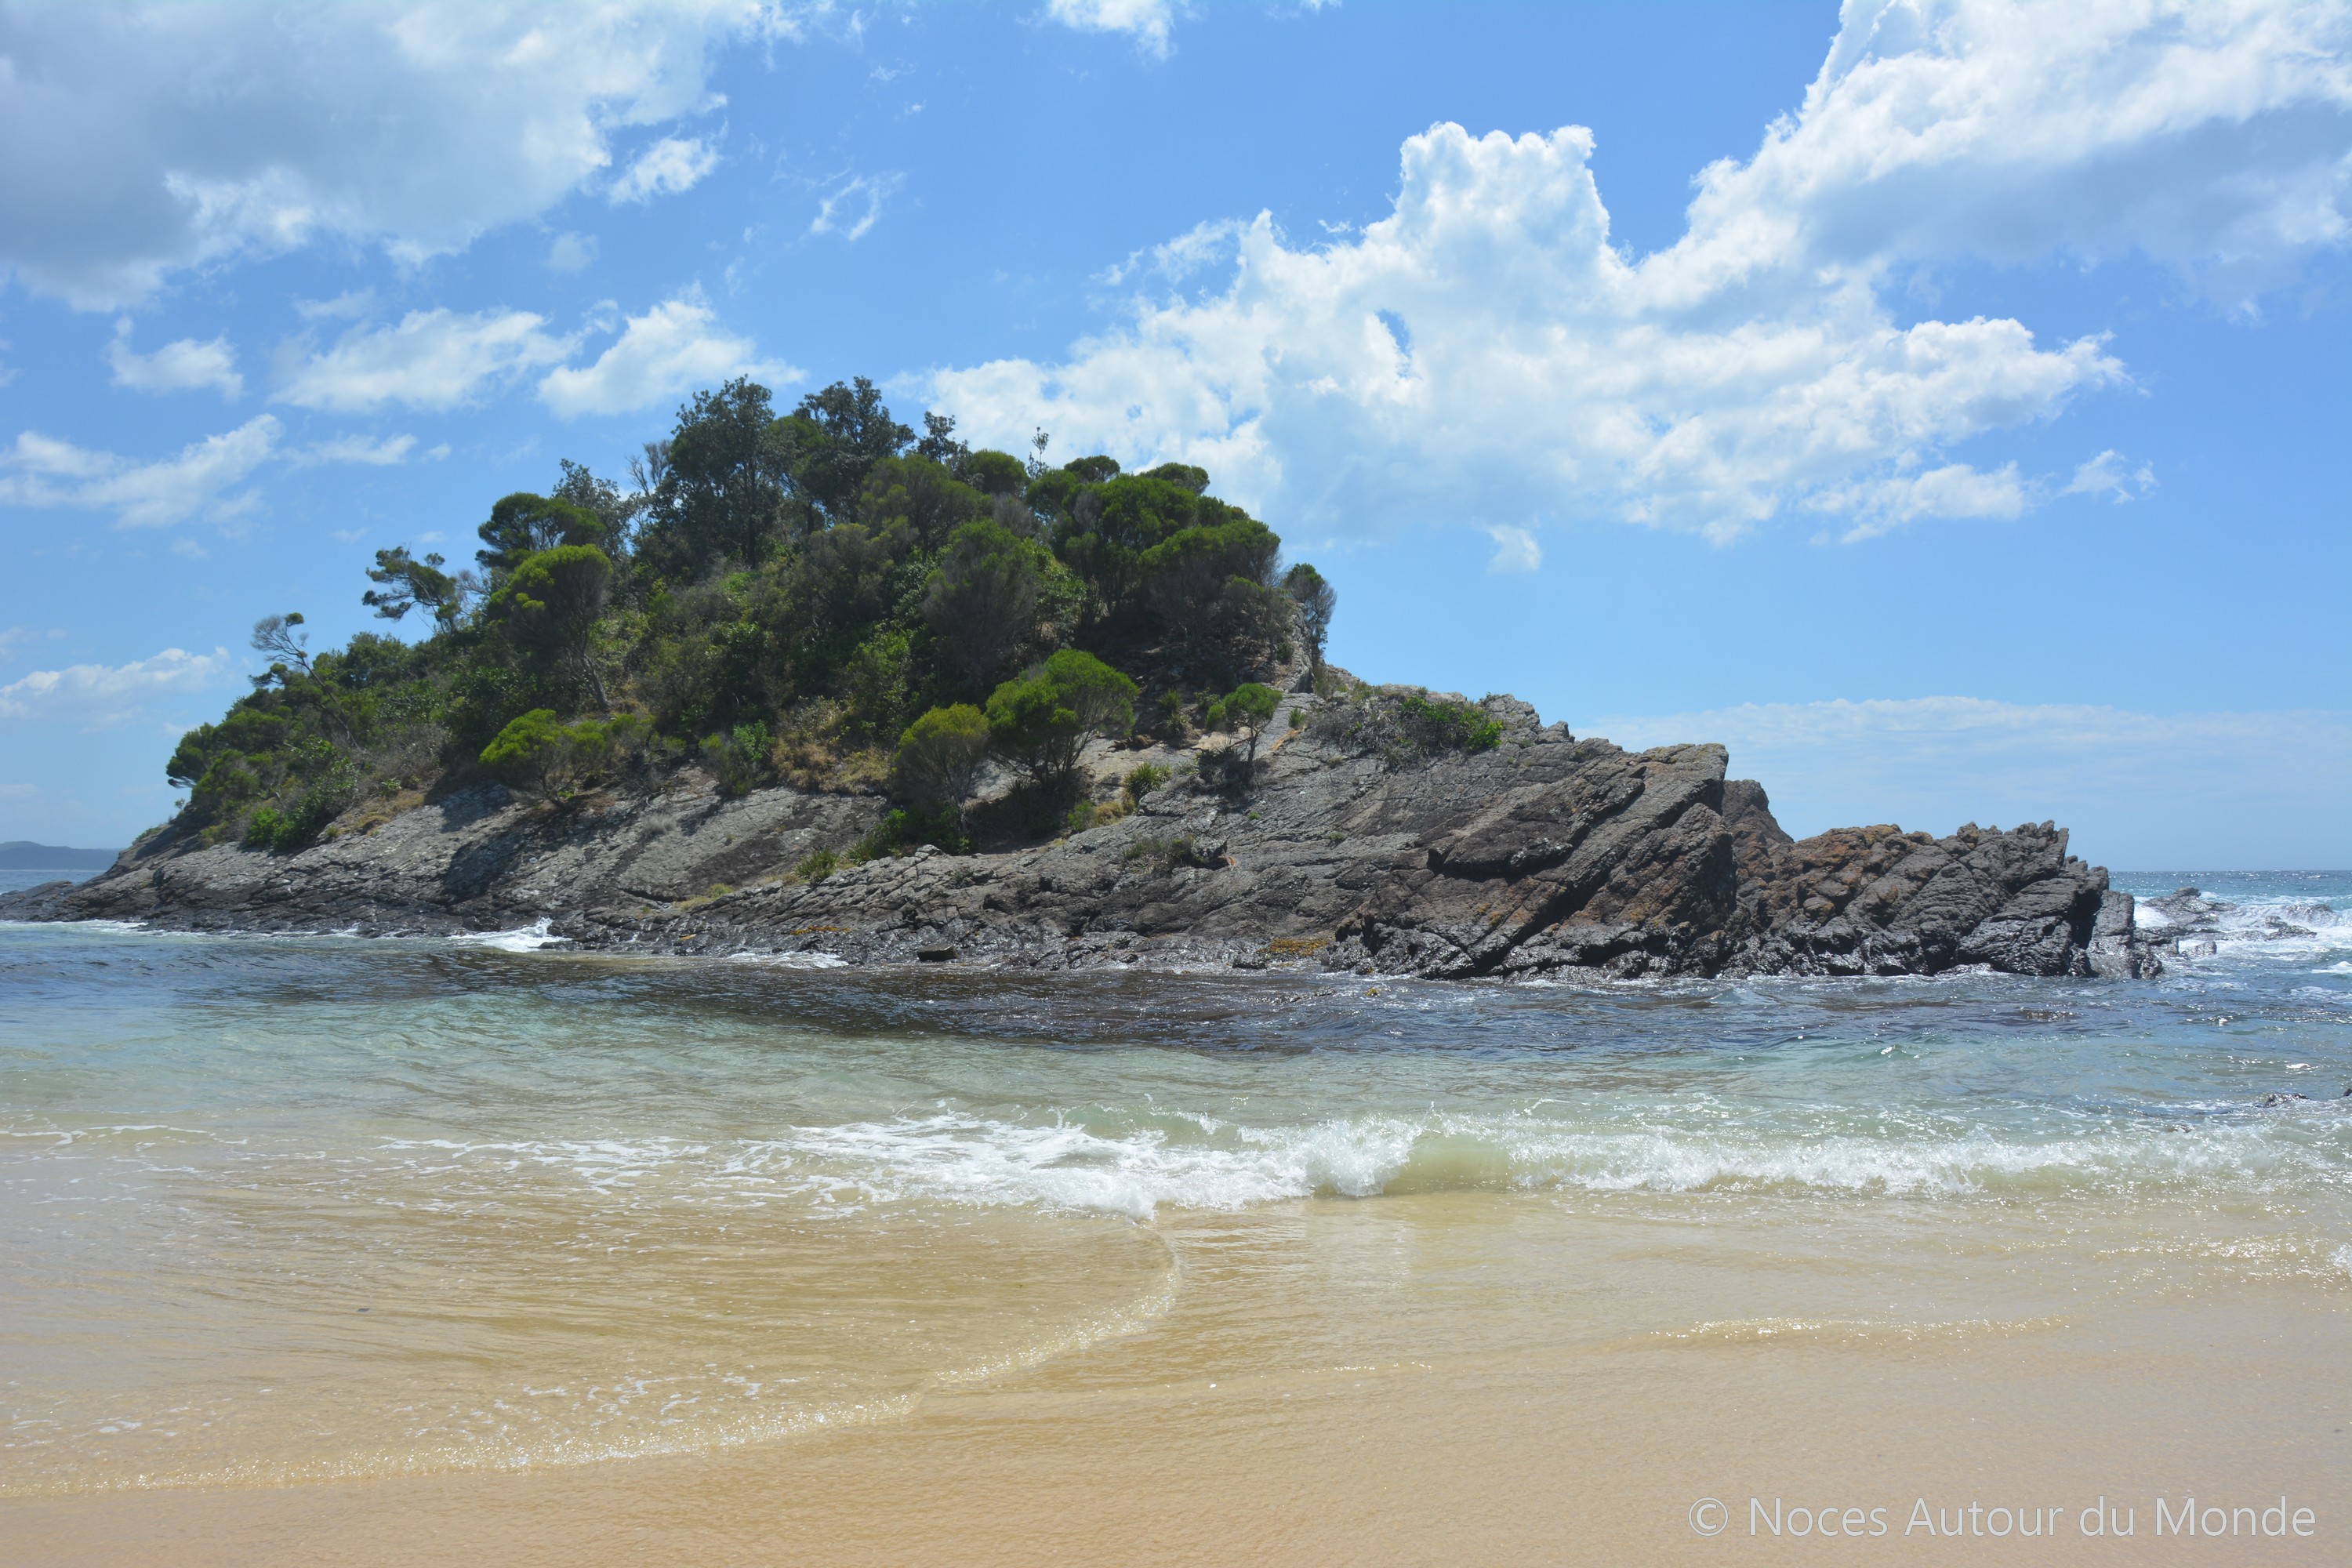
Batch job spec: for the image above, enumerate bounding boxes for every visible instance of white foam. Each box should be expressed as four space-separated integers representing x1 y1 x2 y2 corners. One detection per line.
369 1102 2352 1221
449 919 570 952
726 949 847 968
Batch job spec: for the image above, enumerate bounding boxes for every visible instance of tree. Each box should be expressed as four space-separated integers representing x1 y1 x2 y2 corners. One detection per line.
477 492 610 581
791 518 917 682
914 410 968 470
963 448 1027 498
637 379 789 579
1283 563 1337 678
362 547 468 628
485 545 612 708
851 454 985 550
786 377 914 518
552 458 641 544
251 612 310 673
1224 682 1280 766
892 703 990 813
1138 517 1282 666
984 650 1138 786
923 521 1050 693
1142 462 1208 494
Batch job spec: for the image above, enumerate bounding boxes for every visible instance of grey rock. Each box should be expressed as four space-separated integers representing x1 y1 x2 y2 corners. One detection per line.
2 688 2157 982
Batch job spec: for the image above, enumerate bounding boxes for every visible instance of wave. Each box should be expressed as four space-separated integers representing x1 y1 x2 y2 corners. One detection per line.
447 918 570 952
364 1101 2352 1221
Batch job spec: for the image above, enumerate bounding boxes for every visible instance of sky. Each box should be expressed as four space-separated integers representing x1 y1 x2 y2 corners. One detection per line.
0 0 2346 869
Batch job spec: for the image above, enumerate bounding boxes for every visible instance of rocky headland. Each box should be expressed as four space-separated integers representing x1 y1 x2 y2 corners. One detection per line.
3 684 2165 982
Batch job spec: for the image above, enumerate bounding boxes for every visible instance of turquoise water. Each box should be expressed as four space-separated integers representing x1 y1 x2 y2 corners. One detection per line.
3 870 2347 1491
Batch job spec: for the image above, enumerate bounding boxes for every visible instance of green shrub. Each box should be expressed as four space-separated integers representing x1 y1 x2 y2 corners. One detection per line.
1123 763 1171 804
1398 694 1503 753
795 848 840 882
480 709 663 801
240 765 356 853
851 804 970 861
701 721 771 797
892 702 990 808
984 649 1138 785
1224 682 1280 765
479 709 568 795
1289 706 1307 729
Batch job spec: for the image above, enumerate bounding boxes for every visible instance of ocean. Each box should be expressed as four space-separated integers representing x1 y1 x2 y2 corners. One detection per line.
2 869 2346 1562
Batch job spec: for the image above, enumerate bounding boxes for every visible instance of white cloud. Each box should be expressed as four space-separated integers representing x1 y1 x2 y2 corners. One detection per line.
275 308 572 412
104 318 242 398
0 2 800 308
296 434 418 466
0 417 279 527
1046 0 1179 57
1815 459 2030 542
0 414 437 524
929 0 2350 547
809 172 905 241
0 646 232 725
610 136 720 203
1662 0 2352 310
2063 448 2157 503
1577 695 2352 868
1484 525 1541 575
538 296 791 419
547 232 599 273
295 289 377 321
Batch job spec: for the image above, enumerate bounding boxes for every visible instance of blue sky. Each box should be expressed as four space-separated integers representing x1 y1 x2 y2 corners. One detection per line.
1 0 2346 868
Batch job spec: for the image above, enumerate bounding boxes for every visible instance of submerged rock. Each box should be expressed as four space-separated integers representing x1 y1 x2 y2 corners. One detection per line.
2 688 2162 981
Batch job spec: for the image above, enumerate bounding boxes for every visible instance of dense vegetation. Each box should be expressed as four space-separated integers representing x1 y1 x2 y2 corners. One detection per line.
162 378 1341 857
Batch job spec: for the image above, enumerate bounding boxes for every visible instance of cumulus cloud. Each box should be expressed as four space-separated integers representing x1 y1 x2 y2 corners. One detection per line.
0 2 799 308
1046 0 1179 57
610 136 720 203
928 0 2350 546
0 417 279 526
538 296 790 418
0 645 233 724
104 318 242 398
1578 695 2352 866
274 308 573 412
1662 0 2352 308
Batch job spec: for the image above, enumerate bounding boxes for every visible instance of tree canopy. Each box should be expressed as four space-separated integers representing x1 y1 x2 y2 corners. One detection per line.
156 377 1335 856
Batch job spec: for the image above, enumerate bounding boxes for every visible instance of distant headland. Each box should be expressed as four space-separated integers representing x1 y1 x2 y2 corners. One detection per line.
0 841 120 872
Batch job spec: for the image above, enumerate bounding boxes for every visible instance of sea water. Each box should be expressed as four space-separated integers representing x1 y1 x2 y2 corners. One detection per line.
2 870 2347 1542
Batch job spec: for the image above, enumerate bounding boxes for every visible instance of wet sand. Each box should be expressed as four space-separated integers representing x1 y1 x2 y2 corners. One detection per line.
8 1194 2343 1566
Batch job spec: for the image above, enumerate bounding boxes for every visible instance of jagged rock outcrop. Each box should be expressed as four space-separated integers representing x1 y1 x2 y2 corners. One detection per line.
2 688 2162 980
2129 885 2336 962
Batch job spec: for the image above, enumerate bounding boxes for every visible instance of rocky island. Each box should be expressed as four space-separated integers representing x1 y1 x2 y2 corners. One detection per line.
2 378 2164 981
